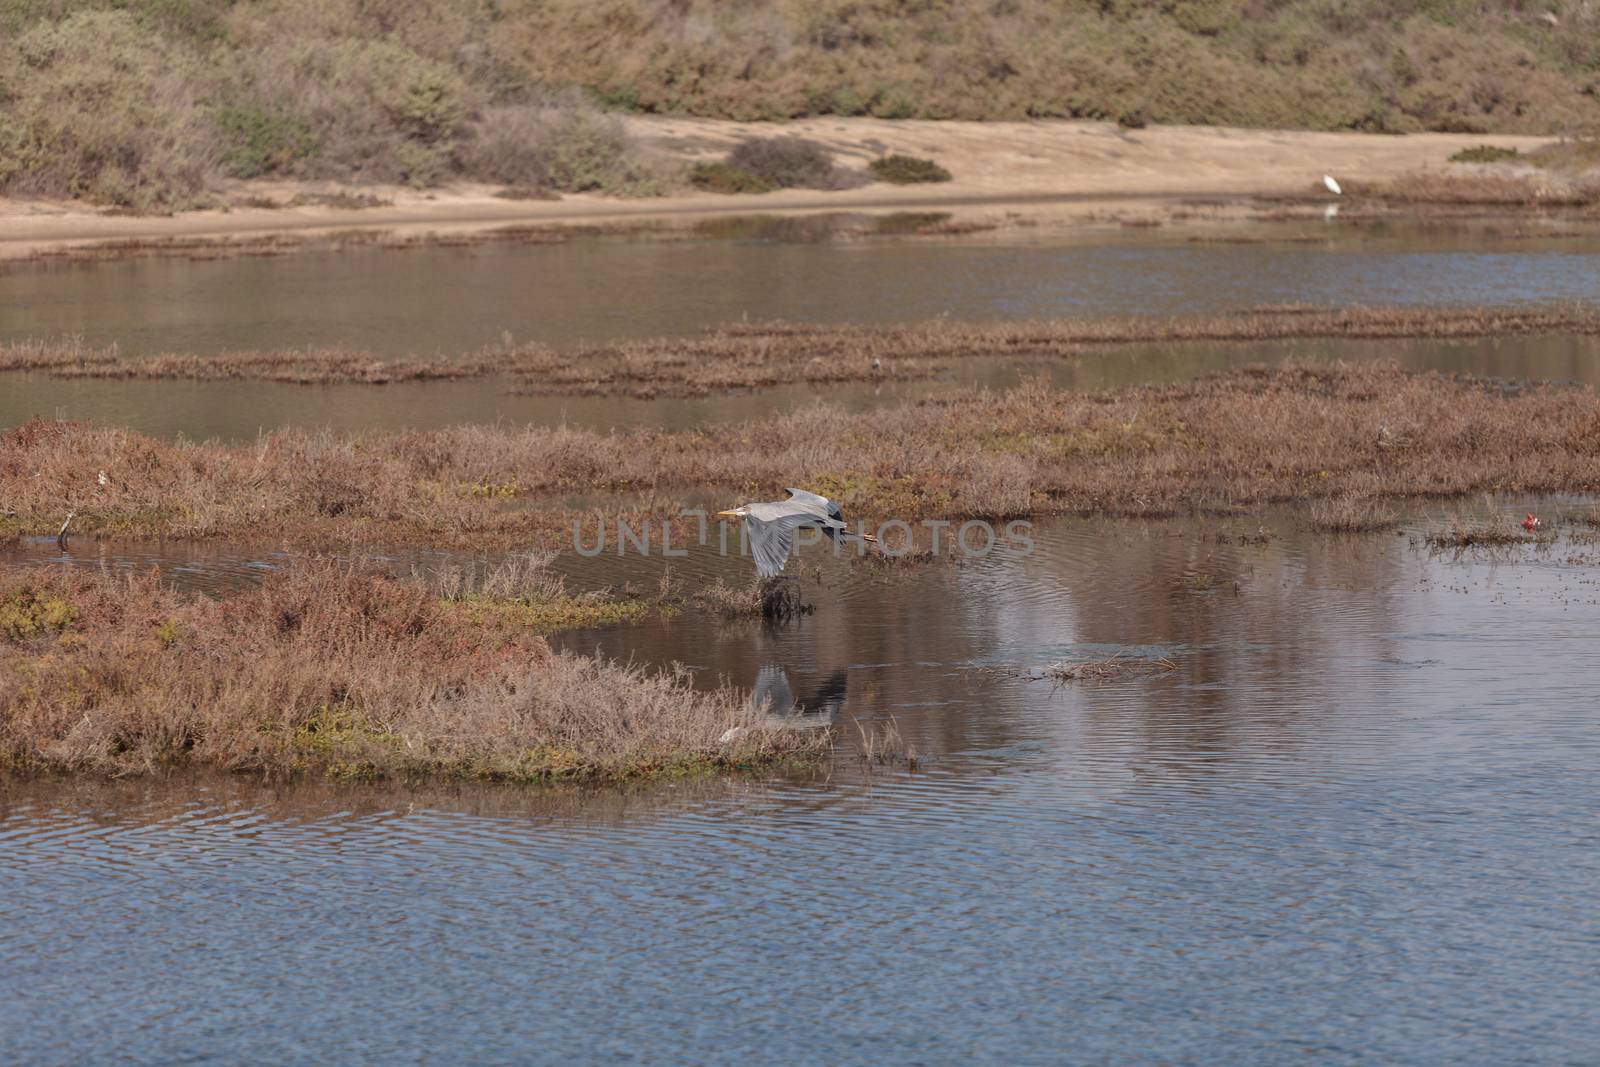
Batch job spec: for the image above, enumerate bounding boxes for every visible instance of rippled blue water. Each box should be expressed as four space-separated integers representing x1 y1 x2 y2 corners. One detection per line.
5 508 1599 1064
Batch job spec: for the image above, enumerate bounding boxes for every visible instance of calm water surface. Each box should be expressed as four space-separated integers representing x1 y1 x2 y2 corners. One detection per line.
7 226 1600 438
9 225 1600 358
4 505 1599 1064
4 229 1600 1063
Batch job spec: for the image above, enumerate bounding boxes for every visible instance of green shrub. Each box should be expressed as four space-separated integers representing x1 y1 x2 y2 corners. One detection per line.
217 105 317 178
688 161 775 194
239 38 473 186
1448 145 1522 164
868 154 952 184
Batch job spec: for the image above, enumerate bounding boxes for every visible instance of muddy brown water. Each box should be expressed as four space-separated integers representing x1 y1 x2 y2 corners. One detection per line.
4 227 1600 1064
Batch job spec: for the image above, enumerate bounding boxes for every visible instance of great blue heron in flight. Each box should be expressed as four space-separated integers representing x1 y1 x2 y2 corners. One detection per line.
718 488 877 578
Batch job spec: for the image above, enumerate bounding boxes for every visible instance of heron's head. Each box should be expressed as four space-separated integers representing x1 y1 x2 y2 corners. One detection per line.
717 505 750 519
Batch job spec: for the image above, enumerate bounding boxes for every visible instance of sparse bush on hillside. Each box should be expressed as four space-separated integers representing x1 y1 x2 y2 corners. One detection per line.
868 154 952 184
688 161 775 194
511 96 666 195
0 10 219 212
4 0 1600 211
1449 145 1521 164
725 136 866 190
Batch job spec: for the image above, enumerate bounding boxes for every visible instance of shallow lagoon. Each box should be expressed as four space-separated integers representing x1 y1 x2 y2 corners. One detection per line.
4 226 1600 1064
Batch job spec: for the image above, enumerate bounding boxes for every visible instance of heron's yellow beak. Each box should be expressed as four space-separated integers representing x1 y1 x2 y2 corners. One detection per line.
717 510 739 518
860 532 878 544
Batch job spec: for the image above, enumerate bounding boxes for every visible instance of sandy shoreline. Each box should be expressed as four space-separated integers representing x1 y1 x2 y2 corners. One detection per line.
0 119 1555 260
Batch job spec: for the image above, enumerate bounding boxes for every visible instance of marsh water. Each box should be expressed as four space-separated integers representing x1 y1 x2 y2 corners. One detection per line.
4 224 1600 1064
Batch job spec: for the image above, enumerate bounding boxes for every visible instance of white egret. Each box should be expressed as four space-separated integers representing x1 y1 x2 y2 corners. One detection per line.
1322 174 1342 195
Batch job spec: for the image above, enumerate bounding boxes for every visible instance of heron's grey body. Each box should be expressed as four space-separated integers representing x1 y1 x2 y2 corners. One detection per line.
723 487 869 578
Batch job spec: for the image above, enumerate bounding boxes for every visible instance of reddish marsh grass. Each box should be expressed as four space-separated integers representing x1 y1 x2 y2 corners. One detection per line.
0 562 825 783
5 361 1600 547
10 305 1600 394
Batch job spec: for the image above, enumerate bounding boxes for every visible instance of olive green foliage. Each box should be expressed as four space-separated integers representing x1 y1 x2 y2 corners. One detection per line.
0 0 663 206
217 105 317 179
868 154 952 183
0 10 219 211
1449 145 1522 163
688 162 776 194
4 0 1600 211
511 0 1600 132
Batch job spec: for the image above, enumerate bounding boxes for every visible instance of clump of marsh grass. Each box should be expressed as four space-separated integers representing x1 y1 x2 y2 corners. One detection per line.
1308 495 1400 534
1423 517 1542 550
1043 655 1176 682
0 563 827 784
692 578 813 620
856 718 918 769
8 357 1600 550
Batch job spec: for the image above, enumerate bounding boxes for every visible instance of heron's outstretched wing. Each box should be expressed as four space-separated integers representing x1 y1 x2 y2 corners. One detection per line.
784 488 839 519
744 498 847 577
746 513 808 578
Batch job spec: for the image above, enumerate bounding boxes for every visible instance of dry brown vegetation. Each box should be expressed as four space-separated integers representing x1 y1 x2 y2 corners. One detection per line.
1308 494 1400 534
1346 172 1600 208
0 561 824 783
1044 655 1177 682
11 305 1600 394
1423 517 1547 549
6 358 1600 548
691 577 812 620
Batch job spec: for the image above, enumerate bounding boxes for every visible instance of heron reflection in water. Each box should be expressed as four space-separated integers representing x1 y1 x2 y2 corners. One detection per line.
721 666 848 744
